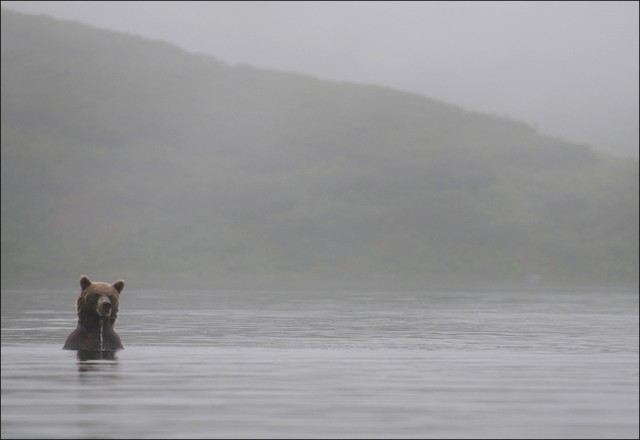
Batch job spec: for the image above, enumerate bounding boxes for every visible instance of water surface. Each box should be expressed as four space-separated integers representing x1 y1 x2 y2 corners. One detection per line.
2 288 638 438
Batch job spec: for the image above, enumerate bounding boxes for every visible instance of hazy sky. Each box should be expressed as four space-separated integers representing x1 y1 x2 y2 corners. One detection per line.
2 1 638 156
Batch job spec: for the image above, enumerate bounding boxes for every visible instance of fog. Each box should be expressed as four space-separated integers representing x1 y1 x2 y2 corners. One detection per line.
1 3 638 288
2 0 638 156
2 5 638 438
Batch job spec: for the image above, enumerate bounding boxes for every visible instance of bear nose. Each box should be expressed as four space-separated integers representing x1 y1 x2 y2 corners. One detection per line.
101 301 112 311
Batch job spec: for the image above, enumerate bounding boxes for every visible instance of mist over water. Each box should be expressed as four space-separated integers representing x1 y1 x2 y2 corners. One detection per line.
1 7 637 288
1 4 638 438
2 288 638 439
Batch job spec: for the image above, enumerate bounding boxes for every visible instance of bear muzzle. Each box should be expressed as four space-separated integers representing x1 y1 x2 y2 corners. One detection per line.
96 296 113 317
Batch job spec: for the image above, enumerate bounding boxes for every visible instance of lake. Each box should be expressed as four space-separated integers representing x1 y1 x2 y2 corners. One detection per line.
1 288 638 439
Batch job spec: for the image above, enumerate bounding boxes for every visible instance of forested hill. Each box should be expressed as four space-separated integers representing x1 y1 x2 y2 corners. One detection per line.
1 8 638 289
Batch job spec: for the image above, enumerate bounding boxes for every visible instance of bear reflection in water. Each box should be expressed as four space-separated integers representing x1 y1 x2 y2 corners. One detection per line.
63 275 126 352
76 350 119 375
76 350 118 361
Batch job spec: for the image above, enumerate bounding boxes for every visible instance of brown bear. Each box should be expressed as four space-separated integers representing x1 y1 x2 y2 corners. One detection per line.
63 275 125 351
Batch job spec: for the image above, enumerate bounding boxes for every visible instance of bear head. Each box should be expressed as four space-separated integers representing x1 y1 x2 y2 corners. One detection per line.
76 275 125 326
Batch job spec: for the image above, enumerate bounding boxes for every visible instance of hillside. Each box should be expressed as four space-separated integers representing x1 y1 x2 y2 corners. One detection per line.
1 8 638 289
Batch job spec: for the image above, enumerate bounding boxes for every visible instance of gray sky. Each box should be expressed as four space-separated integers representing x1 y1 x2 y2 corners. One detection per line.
2 1 638 156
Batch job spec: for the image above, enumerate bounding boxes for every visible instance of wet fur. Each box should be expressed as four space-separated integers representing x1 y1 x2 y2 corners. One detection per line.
63 275 125 351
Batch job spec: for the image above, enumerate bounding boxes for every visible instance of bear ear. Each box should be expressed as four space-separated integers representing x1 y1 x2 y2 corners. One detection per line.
80 275 92 290
113 279 125 294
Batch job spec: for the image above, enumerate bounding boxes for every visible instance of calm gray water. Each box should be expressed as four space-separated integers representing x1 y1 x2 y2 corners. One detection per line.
1 288 638 439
